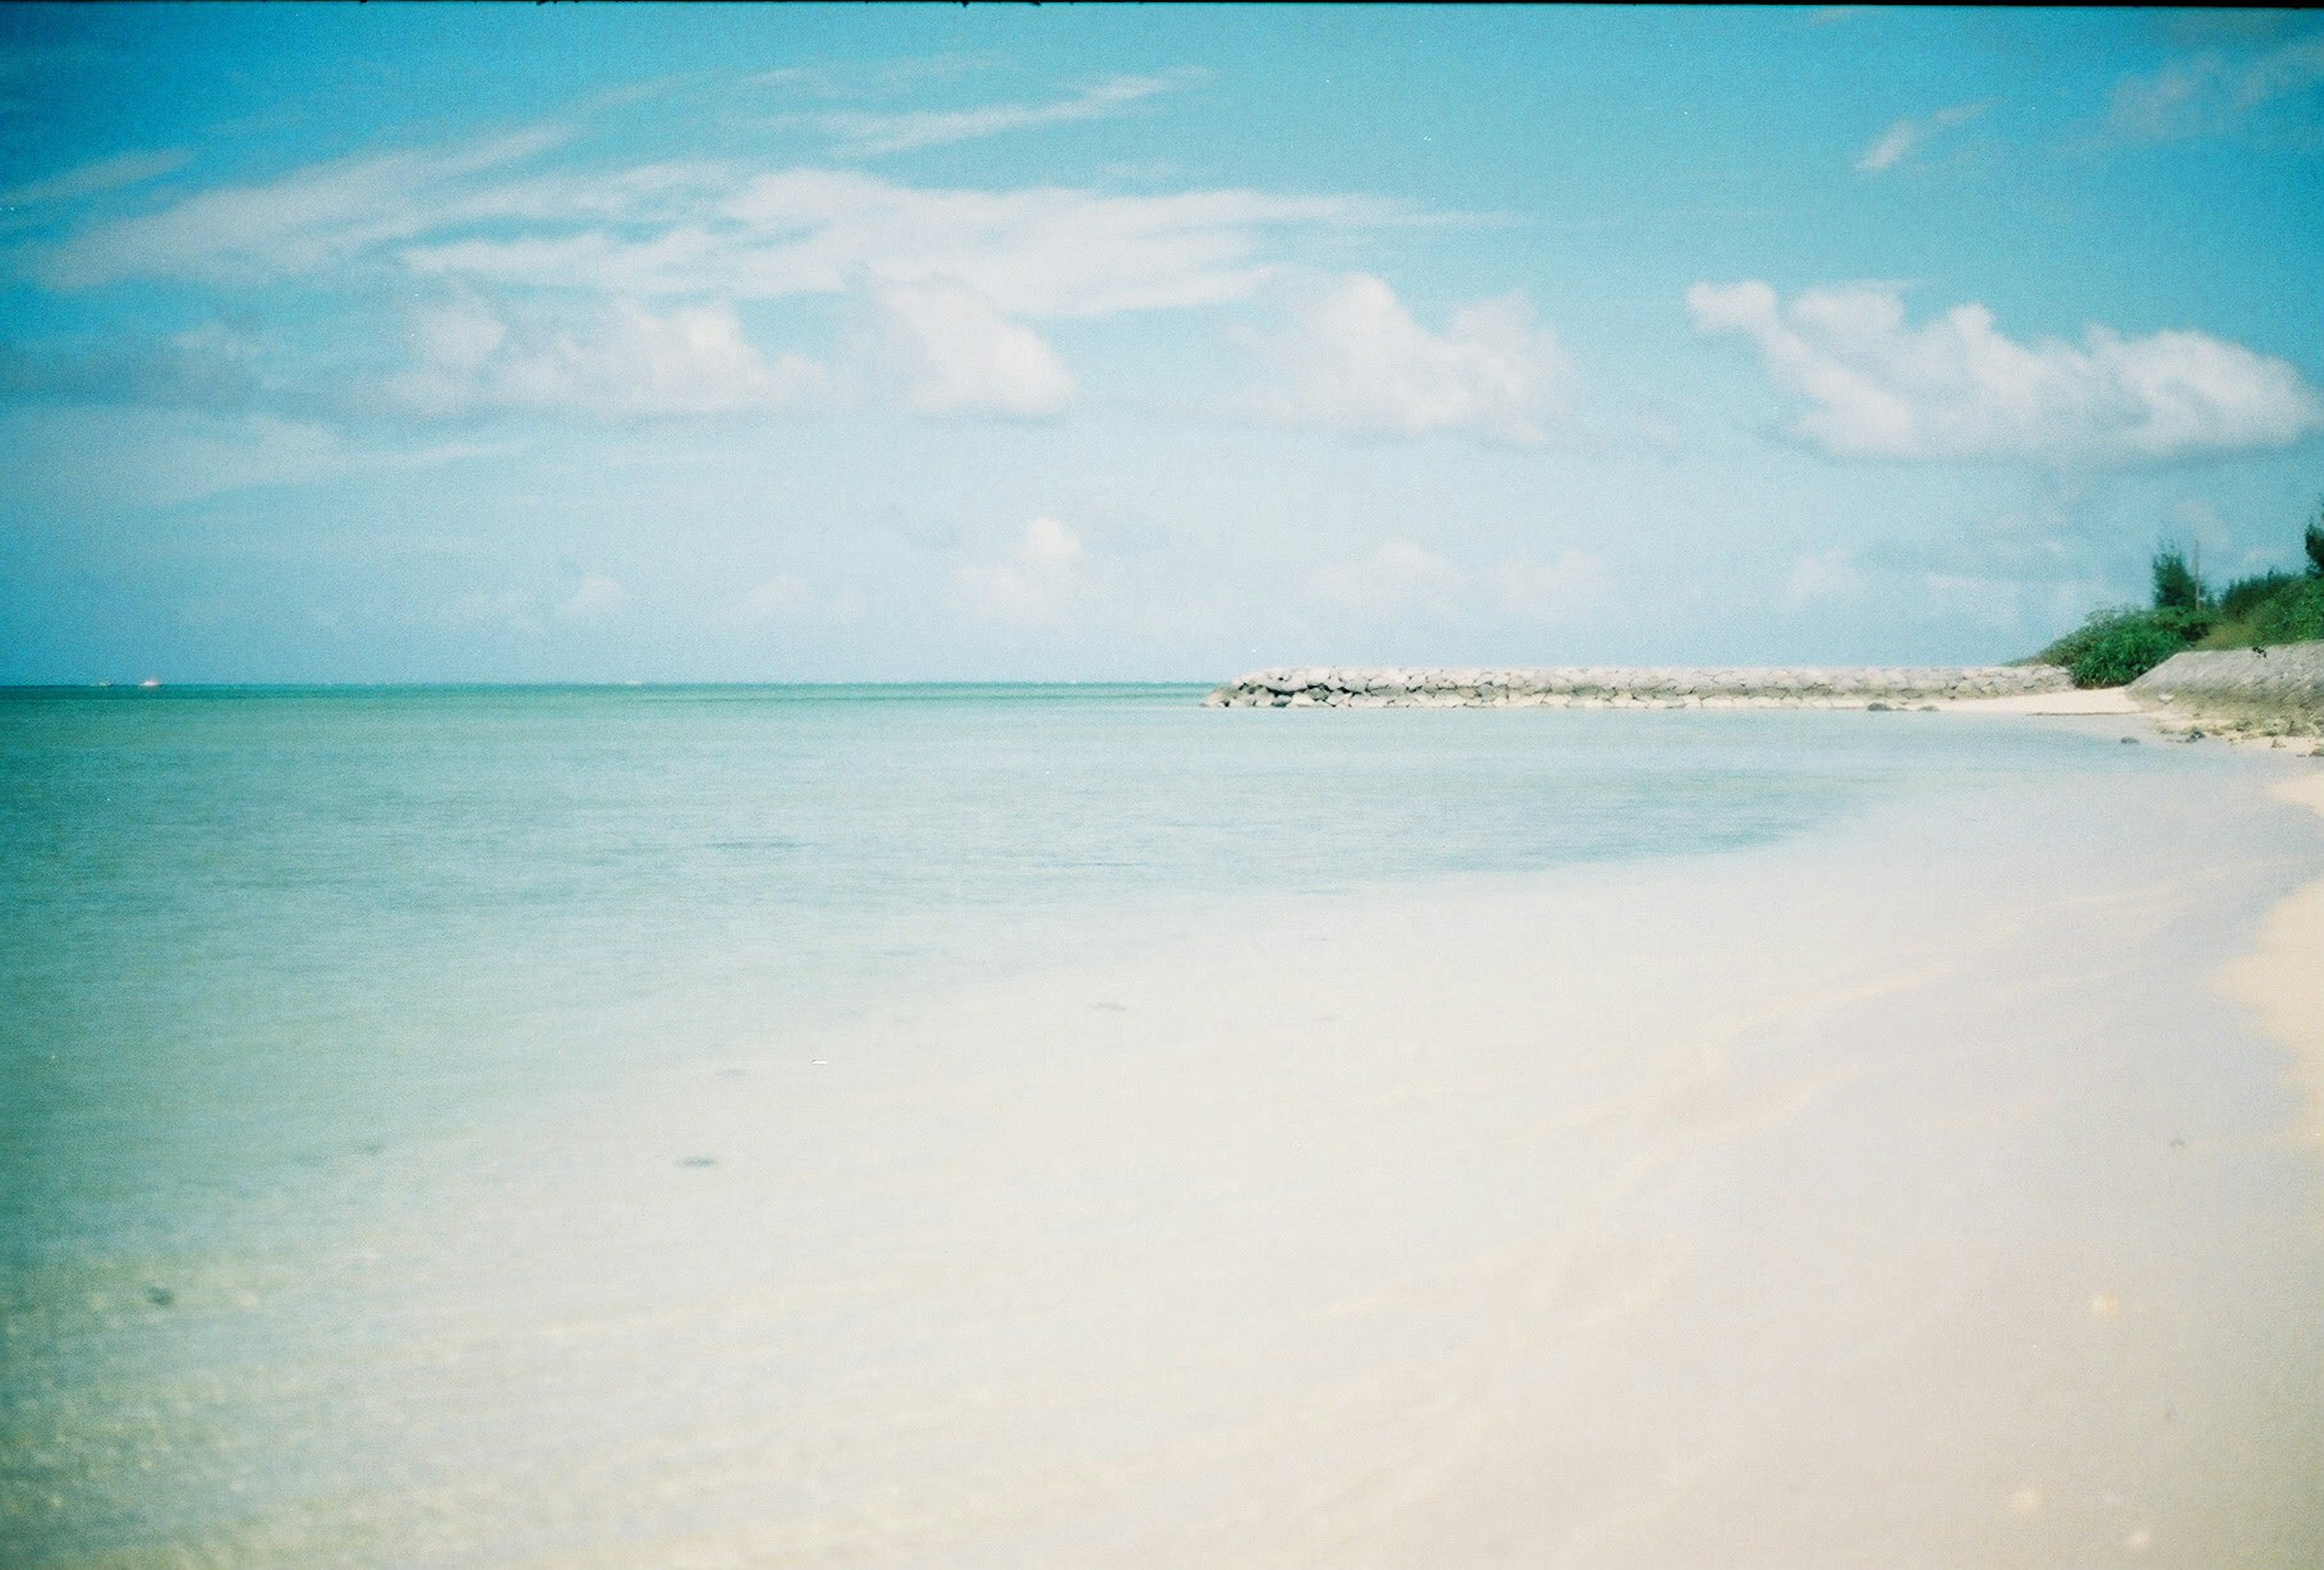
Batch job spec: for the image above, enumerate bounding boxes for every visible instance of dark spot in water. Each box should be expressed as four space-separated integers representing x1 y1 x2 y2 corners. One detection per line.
2170 1137 2186 1149
145 1287 174 1308
2121 737 2141 744
357 1141 384 1156
678 1156 717 1169
1866 702 1891 712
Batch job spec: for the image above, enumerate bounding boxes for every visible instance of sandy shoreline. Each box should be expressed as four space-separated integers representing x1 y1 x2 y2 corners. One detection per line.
11 714 2322 1568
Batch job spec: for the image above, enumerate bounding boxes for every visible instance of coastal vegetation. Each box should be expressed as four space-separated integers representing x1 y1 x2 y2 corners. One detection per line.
2036 504 2324 687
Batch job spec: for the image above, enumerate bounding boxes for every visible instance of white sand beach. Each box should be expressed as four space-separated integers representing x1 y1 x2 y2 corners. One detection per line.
30 714 2316 1569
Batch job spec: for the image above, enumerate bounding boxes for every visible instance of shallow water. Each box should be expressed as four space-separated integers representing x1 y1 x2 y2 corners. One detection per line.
3 687 2314 1566
2 682 1897 1262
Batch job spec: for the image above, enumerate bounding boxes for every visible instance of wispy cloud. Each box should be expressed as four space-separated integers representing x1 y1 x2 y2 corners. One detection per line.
0 148 191 210
2109 30 2324 142
1688 278 2324 465
31 128 574 288
34 129 1408 324
815 71 1200 157
1853 100 1992 174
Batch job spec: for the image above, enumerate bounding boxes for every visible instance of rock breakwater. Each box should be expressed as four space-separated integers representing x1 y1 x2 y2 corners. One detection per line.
1203 665 2075 708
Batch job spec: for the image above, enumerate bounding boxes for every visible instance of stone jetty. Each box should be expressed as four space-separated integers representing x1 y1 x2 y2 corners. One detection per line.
1203 665 2075 709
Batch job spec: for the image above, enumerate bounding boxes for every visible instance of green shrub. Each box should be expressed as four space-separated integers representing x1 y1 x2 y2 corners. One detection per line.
2218 568 2302 620
2037 606 2194 688
2029 510 2323 676
2151 548 2204 611
2247 576 2324 645
2198 574 2324 651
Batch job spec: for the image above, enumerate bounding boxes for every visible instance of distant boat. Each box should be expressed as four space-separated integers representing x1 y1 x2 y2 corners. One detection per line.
138 678 161 689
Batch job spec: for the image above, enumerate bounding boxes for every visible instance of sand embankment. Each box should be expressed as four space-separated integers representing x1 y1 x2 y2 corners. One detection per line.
2129 643 2324 737
1205 665 2072 708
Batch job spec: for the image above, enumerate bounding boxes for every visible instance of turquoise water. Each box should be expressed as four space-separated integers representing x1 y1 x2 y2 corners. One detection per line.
0 684 2158 1274
2 684 2293 1566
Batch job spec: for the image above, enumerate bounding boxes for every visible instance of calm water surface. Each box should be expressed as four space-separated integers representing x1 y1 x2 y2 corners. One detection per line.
0 685 2275 1565
0 683 2169 1266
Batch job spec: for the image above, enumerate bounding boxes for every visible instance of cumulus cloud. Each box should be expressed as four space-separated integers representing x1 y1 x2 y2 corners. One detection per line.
953 516 1085 627
2110 31 2324 141
816 71 1198 157
1241 274 1572 444
384 283 1069 421
1687 279 2324 464
1853 101 1991 173
850 276 1074 416
386 296 827 418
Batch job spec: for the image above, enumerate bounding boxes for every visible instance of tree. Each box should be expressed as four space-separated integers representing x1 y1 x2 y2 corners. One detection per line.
2305 498 2323 578
2151 545 2204 611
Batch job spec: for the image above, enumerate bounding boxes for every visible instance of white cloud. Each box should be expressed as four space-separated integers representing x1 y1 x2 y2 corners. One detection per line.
816 71 1198 157
454 589 544 636
0 406 492 508
953 516 1085 628
2110 32 2324 141
0 148 190 209
852 276 1074 416
1305 540 1465 617
36 128 1410 324
387 284 1068 422
557 574 627 623
1687 279 2324 464
36 129 572 287
697 171 1396 320
1853 101 1991 173
743 574 809 620
1241 274 1572 445
387 296 828 418
1784 549 1868 605
1019 514 1080 565
1492 548 1607 620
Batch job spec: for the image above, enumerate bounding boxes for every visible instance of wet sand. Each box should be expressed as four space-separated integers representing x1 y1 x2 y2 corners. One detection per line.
9 720 2322 1568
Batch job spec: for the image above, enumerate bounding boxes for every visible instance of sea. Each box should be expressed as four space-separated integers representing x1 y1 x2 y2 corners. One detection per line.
0 683 2290 1565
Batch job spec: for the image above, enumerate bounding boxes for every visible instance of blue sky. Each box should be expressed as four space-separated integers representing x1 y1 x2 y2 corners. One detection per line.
2 5 2320 682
